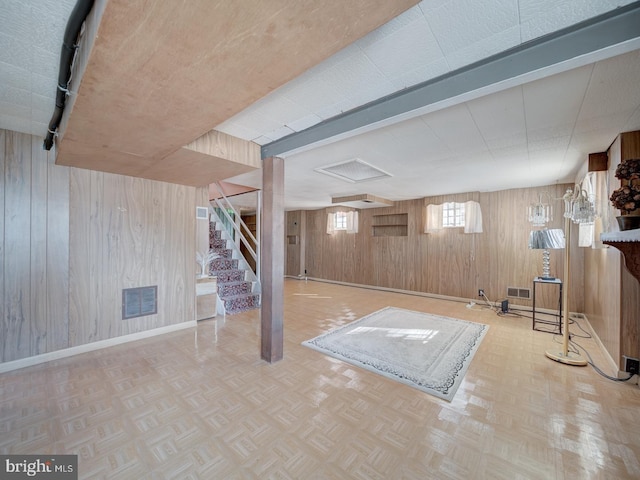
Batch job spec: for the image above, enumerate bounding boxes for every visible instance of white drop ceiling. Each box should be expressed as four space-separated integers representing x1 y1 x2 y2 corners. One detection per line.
2 0 640 211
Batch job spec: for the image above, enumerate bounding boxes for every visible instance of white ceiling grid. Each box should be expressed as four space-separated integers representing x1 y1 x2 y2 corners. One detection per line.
216 0 636 147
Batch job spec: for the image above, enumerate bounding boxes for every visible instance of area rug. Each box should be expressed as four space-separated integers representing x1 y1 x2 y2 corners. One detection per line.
302 306 488 401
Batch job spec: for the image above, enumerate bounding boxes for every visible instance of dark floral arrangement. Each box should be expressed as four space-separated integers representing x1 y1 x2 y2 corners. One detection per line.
614 158 640 180
610 158 640 214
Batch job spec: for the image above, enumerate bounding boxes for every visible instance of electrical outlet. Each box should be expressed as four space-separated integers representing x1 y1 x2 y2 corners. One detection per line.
478 289 485 297
624 356 639 375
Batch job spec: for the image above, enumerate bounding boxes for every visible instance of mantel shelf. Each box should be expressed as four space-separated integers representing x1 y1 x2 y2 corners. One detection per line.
602 229 640 283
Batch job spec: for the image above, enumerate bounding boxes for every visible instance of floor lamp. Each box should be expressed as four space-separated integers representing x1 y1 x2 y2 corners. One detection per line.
545 187 595 366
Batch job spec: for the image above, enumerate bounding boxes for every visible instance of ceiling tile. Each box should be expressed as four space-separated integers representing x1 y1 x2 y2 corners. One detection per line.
30 73 55 99
528 135 571 153
324 54 389 99
285 113 323 132
356 4 425 46
388 57 450 91
262 125 295 142
0 31 32 71
422 104 489 154
243 93 312 128
444 26 521 70
0 114 31 135
30 121 48 137
426 0 519 56
30 5 73 55
252 135 275 146
573 110 636 138
221 112 282 140
467 87 526 142
622 105 640 132
519 0 636 41
360 15 443 80
0 101 29 119
215 120 264 142
315 99 359 120
0 61 31 91
31 93 53 123
276 66 355 113
30 46 59 80
577 50 640 120
0 84 30 107
522 65 592 131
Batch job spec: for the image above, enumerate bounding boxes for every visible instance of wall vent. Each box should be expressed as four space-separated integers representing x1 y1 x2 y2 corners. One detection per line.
507 287 531 299
196 206 208 220
122 286 158 319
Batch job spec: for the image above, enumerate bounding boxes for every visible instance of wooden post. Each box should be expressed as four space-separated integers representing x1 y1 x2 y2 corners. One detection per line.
261 156 284 362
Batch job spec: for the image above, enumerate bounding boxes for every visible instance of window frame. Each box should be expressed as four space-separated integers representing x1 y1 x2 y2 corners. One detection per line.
442 202 466 228
333 211 348 231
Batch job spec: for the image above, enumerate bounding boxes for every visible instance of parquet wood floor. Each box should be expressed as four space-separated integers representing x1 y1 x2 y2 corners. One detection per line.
1 279 639 479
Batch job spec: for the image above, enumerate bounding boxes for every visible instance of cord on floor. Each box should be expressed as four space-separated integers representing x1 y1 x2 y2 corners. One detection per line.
539 315 636 383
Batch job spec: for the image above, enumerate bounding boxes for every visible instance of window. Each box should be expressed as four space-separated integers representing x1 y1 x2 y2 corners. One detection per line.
425 201 483 234
326 211 359 234
442 202 465 228
334 211 348 230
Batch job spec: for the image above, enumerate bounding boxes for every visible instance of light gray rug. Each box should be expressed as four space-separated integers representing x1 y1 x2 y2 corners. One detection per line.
302 306 488 401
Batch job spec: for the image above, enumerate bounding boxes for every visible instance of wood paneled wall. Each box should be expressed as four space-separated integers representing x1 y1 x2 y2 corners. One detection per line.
286 210 305 277
292 184 581 312
1 130 70 362
1 129 204 364
585 131 640 367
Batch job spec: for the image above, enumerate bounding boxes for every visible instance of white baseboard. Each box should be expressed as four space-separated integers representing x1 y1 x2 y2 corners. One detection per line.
287 276 476 305
0 321 197 374
287 276 562 314
579 313 619 374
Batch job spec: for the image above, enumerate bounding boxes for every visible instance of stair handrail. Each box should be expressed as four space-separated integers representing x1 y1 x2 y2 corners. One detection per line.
210 182 259 272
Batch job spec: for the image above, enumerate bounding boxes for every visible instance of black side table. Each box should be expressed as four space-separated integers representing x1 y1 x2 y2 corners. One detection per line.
532 277 562 334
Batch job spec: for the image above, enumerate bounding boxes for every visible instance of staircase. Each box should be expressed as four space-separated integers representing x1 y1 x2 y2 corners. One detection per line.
209 221 260 315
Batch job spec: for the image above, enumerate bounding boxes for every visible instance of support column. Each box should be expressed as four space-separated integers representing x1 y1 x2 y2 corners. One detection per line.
261 156 284 362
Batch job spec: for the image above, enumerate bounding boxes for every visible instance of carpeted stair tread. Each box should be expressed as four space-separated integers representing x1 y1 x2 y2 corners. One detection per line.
209 220 260 315
213 269 246 283
210 258 238 272
212 248 233 259
218 281 253 297
210 238 227 249
222 293 261 314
